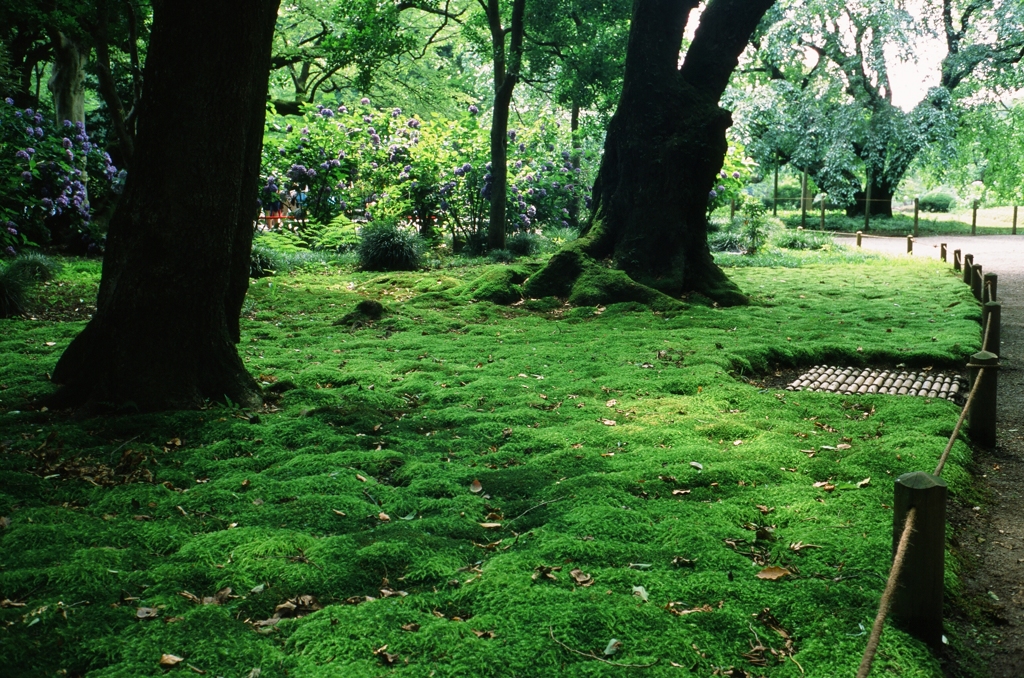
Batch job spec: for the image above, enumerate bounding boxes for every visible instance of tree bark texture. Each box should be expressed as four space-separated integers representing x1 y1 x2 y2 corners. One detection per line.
49 0 280 411
486 0 525 251
47 31 87 126
529 0 774 303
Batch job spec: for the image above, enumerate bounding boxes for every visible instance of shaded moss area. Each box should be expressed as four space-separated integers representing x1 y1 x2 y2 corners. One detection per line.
0 252 983 677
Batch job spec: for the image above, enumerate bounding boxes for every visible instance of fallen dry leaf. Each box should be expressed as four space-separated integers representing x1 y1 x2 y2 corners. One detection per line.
160 654 184 667
0 516 11 529
0 599 26 608
373 645 399 666
332 509 346 516
857 477 871 488
601 419 617 426
473 629 497 639
690 461 703 470
401 623 420 632
378 512 390 522
606 399 617 407
136 607 159 619
671 489 691 496
569 568 594 587
533 565 561 581
479 522 501 529
836 443 852 450
812 481 836 492
470 479 483 493
733 440 743 446
356 474 367 482
665 602 715 616
755 566 791 581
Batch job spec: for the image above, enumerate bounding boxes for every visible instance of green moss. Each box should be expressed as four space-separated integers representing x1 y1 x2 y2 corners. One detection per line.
0 251 983 676
457 264 533 305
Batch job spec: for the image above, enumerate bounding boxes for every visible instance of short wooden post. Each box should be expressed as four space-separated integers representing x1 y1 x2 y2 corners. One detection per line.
940 243 947 262
968 351 999 448
953 249 961 271
963 254 974 284
906 235 913 254
1014 205 1018 235
730 198 736 219
891 471 947 651
972 200 978 235
983 272 997 302
913 197 919 237
856 231 863 247
820 195 826 230
972 264 983 300
983 302 1001 356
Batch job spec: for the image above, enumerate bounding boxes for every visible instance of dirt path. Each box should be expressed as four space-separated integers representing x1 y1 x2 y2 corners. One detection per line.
836 234 1024 676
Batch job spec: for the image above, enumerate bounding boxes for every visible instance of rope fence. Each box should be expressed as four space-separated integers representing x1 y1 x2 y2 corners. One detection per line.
855 252 1000 675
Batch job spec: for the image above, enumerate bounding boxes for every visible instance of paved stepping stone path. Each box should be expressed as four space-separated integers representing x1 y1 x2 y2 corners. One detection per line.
786 365 967 401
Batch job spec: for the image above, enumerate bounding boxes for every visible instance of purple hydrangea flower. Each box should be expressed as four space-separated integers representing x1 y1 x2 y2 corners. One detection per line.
15 150 29 160
3 97 12 105
360 97 371 105
339 106 348 114
392 108 402 117
709 190 718 199
526 205 537 217
24 108 33 116
370 133 381 145
403 165 412 172
468 105 479 115
286 124 293 132
34 127 44 137
720 170 727 179
507 130 516 140
462 162 472 173
407 118 420 129
732 171 741 179
5 246 16 256
561 151 571 160
717 185 725 192
301 127 310 135
63 119 73 128
7 226 17 236
20 171 31 181
321 108 334 117
454 166 465 177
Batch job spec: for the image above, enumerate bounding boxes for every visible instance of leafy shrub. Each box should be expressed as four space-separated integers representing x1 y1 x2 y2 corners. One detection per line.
7 251 61 281
918 190 956 213
357 221 424 271
487 248 515 263
304 215 360 252
772 229 833 250
0 261 28 317
505 232 539 256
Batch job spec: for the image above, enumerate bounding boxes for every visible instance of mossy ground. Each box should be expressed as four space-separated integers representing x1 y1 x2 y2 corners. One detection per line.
0 249 984 677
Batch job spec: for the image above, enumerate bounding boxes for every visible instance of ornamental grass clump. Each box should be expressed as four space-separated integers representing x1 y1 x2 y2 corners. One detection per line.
0 260 29 317
357 221 424 271
6 251 62 281
505 232 540 257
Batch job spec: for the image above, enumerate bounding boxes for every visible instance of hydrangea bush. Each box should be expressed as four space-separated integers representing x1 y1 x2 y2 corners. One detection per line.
259 99 597 251
707 143 757 216
1 98 119 256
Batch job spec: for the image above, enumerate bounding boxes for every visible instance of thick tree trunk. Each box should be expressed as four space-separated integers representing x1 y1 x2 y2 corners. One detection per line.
48 0 280 412
485 0 525 251
845 185 895 219
528 0 774 304
47 31 87 126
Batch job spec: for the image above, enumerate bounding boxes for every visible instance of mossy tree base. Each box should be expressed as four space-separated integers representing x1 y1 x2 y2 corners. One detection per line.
529 0 772 308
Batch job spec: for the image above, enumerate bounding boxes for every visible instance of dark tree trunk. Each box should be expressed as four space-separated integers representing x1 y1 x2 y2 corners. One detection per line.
528 0 774 304
48 0 280 412
845 185 895 219
47 31 88 126
485 0 525 251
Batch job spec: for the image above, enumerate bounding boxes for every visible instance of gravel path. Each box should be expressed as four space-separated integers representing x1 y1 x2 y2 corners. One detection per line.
837 234 1024 676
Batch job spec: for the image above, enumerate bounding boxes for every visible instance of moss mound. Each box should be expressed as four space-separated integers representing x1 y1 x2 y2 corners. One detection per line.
457 265 533 305
332 299 387 326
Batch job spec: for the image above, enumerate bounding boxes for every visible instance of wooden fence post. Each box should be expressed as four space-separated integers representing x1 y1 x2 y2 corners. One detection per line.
972 264 984 301
891 471 947 651
801 169 808 229
907 235 913 255
963 254 974 284
972 200 978 235
914 197 919 237
1014 205 1018 235
968 351 999 448
856 231 863 247
984 272 998 303
820 195 826 230
983 302 1001 356
940 243 947 262
953 249 961 271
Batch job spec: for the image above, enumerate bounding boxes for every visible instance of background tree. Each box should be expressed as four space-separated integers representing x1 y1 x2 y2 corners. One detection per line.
48 0 280 411
528 0 775 304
